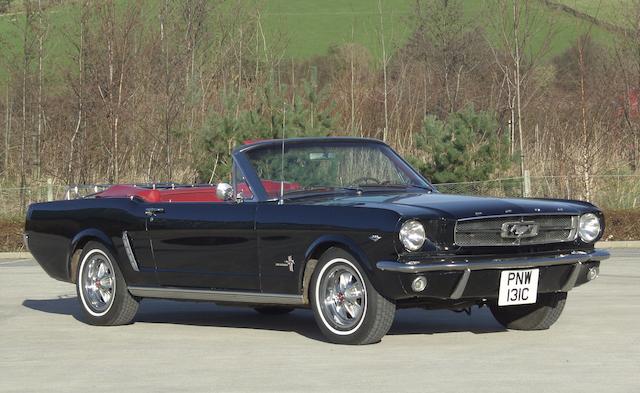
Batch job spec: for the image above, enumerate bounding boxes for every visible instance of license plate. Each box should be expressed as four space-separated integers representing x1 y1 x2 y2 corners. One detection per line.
498 269 540 306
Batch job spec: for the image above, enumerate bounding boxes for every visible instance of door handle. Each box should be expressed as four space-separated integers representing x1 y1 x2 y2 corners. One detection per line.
145 207 165 216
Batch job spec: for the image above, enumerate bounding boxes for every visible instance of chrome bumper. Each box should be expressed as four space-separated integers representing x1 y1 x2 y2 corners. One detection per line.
376 249 610 273
377 249 610 300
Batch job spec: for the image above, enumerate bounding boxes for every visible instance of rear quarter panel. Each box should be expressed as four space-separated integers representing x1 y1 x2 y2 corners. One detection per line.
26 198 149 284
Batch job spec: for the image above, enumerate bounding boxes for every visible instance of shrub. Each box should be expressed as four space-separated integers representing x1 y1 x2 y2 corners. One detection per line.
412 107 513 183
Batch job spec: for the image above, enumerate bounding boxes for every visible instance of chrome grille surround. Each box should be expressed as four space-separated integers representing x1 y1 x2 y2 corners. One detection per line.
454 214 579 247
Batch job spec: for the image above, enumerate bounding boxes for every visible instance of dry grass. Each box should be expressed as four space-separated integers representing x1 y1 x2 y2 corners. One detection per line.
0 217 25 252
602 209 640 241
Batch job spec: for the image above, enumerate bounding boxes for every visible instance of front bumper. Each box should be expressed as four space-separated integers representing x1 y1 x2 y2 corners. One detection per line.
377 249 610 300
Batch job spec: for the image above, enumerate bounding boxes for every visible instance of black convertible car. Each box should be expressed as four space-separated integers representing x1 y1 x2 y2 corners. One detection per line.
25 137 609 344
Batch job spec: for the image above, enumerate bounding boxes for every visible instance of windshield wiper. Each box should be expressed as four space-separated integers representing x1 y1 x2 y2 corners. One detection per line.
405 184 434 192
272 184 432 202
282 186 363 200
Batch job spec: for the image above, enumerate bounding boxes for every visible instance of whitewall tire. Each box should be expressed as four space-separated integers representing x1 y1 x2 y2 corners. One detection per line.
76 241 138 326
310 247 395 344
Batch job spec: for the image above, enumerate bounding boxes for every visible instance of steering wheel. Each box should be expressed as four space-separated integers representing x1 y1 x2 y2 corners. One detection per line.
350 176 382 186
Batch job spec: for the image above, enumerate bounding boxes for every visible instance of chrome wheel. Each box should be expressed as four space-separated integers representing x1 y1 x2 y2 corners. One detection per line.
319 263 366 330
81 252 116 314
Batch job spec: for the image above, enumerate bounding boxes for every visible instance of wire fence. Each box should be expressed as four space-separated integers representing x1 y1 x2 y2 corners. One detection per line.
0 183 67 218
0 174 638 218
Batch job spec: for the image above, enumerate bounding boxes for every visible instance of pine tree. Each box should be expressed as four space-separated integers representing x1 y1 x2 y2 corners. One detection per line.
414 108 513 183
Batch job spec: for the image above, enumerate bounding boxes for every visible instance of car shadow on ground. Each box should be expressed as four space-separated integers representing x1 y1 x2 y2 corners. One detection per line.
22 297 506 342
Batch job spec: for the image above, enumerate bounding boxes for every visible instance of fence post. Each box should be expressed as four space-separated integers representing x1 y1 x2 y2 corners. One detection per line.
523 170 531 198
47 178 53 202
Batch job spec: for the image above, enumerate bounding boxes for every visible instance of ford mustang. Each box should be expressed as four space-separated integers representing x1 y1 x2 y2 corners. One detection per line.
25 137 609 344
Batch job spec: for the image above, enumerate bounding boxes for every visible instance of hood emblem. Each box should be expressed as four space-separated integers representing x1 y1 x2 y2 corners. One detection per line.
369 234 382 242
275 255 295 272
501 221 539 239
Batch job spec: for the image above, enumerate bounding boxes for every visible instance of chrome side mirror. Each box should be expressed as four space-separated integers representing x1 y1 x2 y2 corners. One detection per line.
216 183 234 201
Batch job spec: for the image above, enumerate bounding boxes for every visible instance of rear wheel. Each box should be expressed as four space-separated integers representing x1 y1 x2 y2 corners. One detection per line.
310 248 395 345
489 292 567 330
76 241 139 326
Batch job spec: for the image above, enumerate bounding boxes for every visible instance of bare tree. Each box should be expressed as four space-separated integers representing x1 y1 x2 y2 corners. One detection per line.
67 0 89 184
32 0 47 181
89 0 142 183
378 0 389 143
410 0 479 115
613 0 640 170
3 80 10 179
19 0 37 209
488 0 556 185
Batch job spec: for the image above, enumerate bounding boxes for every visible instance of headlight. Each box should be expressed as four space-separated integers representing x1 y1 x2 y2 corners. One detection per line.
399 220 426 251
578 213 601 242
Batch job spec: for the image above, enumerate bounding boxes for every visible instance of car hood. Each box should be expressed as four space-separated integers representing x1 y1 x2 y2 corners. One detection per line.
303 191 595 220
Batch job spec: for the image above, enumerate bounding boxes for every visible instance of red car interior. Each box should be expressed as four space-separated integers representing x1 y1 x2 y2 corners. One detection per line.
95 180 301 203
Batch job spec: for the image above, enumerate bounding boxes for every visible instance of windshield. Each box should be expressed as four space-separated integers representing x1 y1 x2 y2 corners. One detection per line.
244 141 431 199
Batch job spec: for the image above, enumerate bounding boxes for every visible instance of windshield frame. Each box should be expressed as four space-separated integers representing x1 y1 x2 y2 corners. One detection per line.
233 137 435 202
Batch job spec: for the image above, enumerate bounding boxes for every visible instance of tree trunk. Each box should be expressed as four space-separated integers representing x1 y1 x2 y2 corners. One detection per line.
161 0 171 181
34 0 43 181
378 0 389 143
350 25 355 133
68 2 85 184
20 1 32 211
4 81 9 180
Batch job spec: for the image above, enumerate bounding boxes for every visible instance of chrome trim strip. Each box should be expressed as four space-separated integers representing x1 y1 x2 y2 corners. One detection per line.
568 216 579 241
376 249 610 273
456 213 579 221
450 268 471 300
561 261 583 292
121 231 139 272
128 286 305 305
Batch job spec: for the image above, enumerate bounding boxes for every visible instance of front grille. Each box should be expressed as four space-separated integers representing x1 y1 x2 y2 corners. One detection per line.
454 215 578 247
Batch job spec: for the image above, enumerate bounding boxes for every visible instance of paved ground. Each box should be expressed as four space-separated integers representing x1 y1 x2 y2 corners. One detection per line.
0 251 638 393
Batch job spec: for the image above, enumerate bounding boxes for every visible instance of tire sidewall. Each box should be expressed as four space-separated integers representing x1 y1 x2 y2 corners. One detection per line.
310 248 382 344
77 248 117 317
313 256 368 336
76 241 129 325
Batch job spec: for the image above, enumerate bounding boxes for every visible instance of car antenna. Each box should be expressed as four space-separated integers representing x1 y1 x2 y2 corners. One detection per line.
278 102 286 205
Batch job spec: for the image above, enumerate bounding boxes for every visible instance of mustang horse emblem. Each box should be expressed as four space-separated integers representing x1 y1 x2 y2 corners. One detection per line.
501 221 539 239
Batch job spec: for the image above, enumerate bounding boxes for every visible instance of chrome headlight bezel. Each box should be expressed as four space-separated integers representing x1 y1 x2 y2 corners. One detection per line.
578 213 601 243
399 219 426 252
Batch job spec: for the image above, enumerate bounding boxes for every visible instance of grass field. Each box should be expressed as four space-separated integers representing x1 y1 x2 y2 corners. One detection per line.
260 0 623 60
260 0 414 60
556 0 633 24
0 0 631 82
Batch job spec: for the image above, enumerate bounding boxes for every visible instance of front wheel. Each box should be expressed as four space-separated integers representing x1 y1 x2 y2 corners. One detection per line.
76 241 139 326
310 248 395 345
489 292 567 330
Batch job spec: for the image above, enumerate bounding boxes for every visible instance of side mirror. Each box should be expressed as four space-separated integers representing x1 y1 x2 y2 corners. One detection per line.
216 183 234 201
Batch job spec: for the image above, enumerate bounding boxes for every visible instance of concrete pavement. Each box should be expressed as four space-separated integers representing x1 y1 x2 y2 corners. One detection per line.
0 250 638 392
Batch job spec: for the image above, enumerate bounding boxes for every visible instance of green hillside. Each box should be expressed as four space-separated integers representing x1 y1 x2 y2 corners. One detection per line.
260 0 622 59
556 0 632 24
0 0 631 79
260 0 414 60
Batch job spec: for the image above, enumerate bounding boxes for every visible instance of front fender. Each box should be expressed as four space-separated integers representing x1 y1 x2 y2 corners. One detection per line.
304 235 371 270
299 235 403 297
